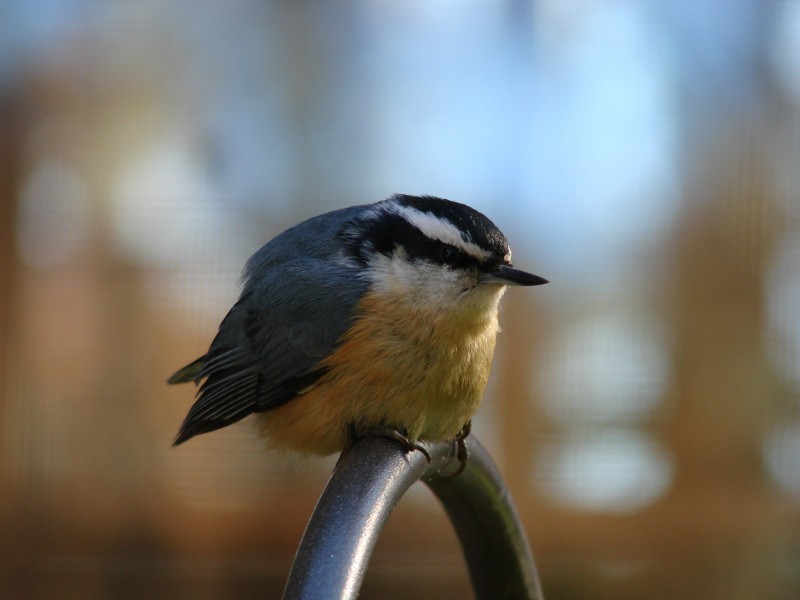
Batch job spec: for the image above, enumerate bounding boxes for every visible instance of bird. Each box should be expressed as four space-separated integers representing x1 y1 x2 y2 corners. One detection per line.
168 194 547 466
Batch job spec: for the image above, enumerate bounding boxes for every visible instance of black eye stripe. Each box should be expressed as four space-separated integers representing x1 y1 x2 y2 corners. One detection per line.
440 245 459 266
344 199 505 271
391 194 510 258
401 235 478 269
434 242 482 270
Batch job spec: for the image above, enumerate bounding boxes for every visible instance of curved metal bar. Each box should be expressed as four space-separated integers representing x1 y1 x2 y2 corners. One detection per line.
423 437 544 600
282 435 543 600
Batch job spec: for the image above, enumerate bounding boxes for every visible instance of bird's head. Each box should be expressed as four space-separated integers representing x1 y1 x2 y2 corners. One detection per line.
343 194 547 321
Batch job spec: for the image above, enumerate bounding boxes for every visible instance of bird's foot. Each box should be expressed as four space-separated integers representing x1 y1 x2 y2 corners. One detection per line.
347 425 431 463
379 427 432 463
449 420 472 477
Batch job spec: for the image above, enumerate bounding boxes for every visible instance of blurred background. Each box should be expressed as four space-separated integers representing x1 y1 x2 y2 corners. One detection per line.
1 0 799 598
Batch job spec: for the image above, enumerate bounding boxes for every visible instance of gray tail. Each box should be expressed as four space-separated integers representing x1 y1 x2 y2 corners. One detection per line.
167 356 205 385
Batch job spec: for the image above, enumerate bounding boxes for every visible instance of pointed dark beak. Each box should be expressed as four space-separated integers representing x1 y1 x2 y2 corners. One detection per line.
482 264 549 286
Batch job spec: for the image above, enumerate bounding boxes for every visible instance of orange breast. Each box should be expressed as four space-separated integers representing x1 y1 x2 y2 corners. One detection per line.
256 289 502 456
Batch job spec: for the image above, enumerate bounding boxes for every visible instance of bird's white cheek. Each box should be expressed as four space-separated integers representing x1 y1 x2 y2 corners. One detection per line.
365 254 405 295
367 254 463 302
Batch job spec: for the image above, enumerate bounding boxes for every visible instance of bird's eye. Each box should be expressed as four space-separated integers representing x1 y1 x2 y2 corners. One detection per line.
440 245 460 267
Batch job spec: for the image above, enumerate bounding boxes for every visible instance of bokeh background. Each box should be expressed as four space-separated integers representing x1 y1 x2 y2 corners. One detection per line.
1 1 799 598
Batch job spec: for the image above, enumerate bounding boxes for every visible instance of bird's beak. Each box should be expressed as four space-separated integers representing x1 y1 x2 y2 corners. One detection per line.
482 265 549 287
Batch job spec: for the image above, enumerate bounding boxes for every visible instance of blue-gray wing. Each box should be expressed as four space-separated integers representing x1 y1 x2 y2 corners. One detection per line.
172 257 366 445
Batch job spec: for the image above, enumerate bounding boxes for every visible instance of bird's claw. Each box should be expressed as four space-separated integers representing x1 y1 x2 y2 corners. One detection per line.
346 425 431 463
342 423 472 474
449 420 472 477
382 428 432 463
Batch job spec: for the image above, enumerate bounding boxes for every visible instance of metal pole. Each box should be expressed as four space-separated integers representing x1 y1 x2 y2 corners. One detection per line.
283 435 543 599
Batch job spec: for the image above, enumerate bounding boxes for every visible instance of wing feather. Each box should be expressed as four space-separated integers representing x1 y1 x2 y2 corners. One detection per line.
172 254 366 445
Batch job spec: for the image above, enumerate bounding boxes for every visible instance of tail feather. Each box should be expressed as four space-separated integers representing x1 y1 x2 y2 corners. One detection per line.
167 356 206 385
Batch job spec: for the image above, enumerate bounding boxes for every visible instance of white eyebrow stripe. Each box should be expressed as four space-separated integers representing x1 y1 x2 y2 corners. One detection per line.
389 204 492 261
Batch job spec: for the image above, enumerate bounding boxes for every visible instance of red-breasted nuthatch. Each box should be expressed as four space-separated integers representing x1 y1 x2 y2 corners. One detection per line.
168 194 547 463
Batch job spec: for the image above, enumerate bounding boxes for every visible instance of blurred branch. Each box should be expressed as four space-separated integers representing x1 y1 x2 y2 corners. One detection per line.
0 90 29 496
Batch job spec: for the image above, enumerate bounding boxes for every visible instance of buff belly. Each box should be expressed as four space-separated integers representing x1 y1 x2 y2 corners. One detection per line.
256 290 502 456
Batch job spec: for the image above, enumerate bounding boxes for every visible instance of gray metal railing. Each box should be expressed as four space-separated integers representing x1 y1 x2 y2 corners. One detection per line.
283 435 544 599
